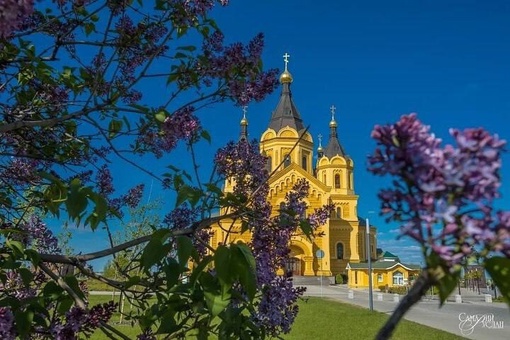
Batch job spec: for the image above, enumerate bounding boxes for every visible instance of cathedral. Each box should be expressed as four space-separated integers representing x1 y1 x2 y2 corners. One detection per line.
210 54 377 278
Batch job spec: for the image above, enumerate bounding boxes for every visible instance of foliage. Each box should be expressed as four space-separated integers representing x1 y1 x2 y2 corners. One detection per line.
388 286 408 295
0 1 336 339
335 273 343 284
368 113 510 339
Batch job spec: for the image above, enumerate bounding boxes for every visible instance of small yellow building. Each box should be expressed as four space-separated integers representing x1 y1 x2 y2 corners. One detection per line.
210 54 377 278
347 251 421 288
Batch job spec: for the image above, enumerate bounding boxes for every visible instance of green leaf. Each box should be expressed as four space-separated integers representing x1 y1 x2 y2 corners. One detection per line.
18 267 33 287
156 311 178 334
204 289 230 317
66 178 88 223
485 257 510 307
200 130 211 143
42 281 64 300
108 119 123 138
176 236 193 267
141 238 165 270
232 243 256 300
155 111 166 122
62 276 86 301
15 309 34 338
214 245 233 286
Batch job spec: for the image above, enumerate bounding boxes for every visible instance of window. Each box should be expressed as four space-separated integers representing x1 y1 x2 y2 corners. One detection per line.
336 243 344 259
355 271 358 284
334 174 340 188
378 274 383 283
284 154 291 167
393 271 404 286
301 155 307 171
336 207 341 218
266 156 272 173
323 173 326 183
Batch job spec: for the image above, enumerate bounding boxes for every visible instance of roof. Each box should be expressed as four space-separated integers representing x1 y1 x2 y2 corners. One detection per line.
267 83 305 132
381 251 399 259
347 261 421 271
323 125 346 158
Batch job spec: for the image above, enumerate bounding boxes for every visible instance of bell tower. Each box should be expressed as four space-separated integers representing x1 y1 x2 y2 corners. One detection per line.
260 53 314 174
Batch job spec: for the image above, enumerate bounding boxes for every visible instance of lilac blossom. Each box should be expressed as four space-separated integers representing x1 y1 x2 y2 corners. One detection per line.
215 140 333 335
0 307 15 340
368 113 510 266
0 0 34 38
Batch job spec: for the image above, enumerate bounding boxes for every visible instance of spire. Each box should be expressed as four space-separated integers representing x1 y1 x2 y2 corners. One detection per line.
240 105 248 141
268 53 305 132
324 105 346 158
317 134 324 157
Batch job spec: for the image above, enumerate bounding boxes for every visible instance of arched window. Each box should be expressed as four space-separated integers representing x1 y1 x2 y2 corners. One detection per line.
301 155 307 171
323 172 326 184
334 174 341 188
336 243 344 259
336 207 341 218
284 154 291 167
393 271 404 286
266 156 272 173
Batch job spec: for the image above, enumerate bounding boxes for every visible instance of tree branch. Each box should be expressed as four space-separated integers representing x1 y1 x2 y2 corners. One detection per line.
376 270 434 340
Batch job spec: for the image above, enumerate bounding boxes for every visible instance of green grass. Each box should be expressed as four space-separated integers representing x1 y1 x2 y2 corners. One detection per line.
284 298 464 340
86 296 465 339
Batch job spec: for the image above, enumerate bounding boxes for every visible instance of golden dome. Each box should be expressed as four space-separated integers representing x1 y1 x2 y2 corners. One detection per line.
317 145 323 152
329 119 337 128
279 70 293 84
240 117 248 126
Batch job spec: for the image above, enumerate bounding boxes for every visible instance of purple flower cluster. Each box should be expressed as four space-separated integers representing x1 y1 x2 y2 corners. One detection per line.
215 140 331 335
199 32 279 105
368 113 510 265
0 158 40 186
17 215 61 254
0 0 34 38
124 184 145 209
169 0 228 27
0 307 15 340
136 106 201 158
96 165 114 196
51 301 117 339
163 205 199 230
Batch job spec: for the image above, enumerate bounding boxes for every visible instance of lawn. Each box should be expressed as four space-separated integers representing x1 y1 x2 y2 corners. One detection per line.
86 295 465 339
284 297 465 340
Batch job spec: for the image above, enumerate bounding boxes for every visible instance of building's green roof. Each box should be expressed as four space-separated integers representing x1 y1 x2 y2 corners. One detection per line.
347 261 421 271
381 251 399 259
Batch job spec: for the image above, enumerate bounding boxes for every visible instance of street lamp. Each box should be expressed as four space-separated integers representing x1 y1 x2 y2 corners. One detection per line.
366 216 374 311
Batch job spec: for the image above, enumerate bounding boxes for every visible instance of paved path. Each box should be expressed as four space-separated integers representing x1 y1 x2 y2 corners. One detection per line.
299 284 510 340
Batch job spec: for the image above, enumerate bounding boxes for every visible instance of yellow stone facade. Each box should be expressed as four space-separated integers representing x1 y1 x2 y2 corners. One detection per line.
210 56 377 277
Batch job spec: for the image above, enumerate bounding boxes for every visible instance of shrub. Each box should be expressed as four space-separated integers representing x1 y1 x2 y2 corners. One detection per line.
378 285 387 293
335 274 343 284
388 286 408 295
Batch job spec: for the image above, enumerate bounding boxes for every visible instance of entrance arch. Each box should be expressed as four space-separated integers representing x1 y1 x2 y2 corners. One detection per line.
286 238 314 276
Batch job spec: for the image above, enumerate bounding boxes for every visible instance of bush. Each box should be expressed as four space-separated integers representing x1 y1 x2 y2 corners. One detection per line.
335 274 343 284
388 286 408 295
378 285 387 293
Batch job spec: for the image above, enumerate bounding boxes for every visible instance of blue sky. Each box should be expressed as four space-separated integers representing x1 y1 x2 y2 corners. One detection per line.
63 1 510 269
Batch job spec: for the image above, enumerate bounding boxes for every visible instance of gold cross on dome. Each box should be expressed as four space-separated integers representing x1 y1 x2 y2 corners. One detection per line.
330 105 336 120
283 52 290 71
